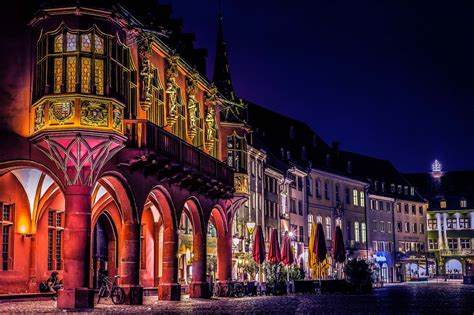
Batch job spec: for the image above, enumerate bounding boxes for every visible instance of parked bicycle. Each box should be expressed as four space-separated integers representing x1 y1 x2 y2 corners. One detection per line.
97 275 125 304
213 281 245 298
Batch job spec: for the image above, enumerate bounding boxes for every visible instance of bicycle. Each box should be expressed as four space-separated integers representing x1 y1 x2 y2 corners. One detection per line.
97 275 125 304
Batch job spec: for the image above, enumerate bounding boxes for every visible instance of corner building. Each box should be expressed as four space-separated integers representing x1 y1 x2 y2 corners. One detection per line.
0 1 238 308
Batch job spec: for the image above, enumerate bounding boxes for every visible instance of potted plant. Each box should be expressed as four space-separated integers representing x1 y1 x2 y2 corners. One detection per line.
264 262 287 295
344 259 374 293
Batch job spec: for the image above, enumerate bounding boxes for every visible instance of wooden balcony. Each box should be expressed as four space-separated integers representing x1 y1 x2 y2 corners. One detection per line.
123 120 234 198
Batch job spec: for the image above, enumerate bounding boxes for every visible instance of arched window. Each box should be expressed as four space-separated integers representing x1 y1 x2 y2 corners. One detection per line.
354 221 360 243
325 217 332 240
353 189 359 206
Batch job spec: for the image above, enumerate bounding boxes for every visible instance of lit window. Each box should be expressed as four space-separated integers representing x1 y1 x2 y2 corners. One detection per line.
316 215 322 224
360 191 365 207
81 33 92 52
95 35 104 54
66 56 77 93
325 217 331 240
361 222 366 243
354 221 360 243
460 199 467 208
353 189 359 206
54 34 63 53
81 57 91 93
48 209 64 270
66 33 76 52
94 59 104 95
440 200 447 209
54 58 63 93
1 203 14 271
308 214 313 236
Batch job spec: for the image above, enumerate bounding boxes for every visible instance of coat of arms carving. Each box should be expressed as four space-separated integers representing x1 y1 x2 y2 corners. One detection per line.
34 103 45 131
49 100 75 124
80 101 108 127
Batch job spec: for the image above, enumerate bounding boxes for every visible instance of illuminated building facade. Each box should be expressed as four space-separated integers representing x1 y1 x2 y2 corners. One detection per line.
406 163 474 280
0 0 238 308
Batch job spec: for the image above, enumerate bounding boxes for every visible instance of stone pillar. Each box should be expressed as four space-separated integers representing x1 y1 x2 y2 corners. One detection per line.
471 212 474 230
436 213 443 249
217 231 232 283
158 225 180 301
28 235 38 292
120 222 143 304
190 231 209 298
455 213 461 230
442 213 448 247
57 185 94 309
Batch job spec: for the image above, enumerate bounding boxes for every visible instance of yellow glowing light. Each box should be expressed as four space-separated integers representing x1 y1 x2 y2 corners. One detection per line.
19 224 27 234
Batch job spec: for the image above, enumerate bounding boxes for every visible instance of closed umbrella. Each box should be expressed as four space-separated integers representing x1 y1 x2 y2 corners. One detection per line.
308 223 318 279
281 231 295 283
252 225 265 287
268 228 281 264
281 231 294 265
313 223 328 280
332 225 346 279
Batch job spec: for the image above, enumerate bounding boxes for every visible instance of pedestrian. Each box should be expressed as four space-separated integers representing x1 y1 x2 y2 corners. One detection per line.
46 271 63 300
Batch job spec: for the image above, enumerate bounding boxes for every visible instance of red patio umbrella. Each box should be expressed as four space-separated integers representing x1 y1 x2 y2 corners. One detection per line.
281 231 294 266
332 225 346 279
268 228 281 264
252 225 266 264
332 225 346 263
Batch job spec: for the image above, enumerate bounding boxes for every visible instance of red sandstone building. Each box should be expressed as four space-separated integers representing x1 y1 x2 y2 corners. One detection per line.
0 1 246 308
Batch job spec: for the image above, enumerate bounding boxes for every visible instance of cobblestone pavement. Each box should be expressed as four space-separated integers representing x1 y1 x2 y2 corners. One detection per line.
0 282 473 314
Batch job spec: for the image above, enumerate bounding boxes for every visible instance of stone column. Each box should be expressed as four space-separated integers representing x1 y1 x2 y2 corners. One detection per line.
442 213 448 247
158 225 180 300
190 231 209 298
57 185 94 309
28 235 38 292
455 213 460 230
217 231 232 283
436 213 443 249
120 221 143 304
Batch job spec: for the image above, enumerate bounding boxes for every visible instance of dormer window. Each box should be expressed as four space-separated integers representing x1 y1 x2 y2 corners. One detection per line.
347 161 352 173
289 126 295 139
287 150 291 160
374 180 378 191
391 184 395 193
410 187 415 196
397 185 402 194
280 148 285 158
460 199 467 208
440 200 447 209
404 186 408 195
381 182 385 192
325 154 330 167
312 135 318 147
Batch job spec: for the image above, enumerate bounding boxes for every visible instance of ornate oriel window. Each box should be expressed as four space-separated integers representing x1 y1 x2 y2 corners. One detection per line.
0 203 14 271
47 209 64 271
34 26 137 118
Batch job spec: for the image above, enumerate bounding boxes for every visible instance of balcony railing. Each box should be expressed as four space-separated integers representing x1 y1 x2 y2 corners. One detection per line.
124 120 234 188
440 249 472 256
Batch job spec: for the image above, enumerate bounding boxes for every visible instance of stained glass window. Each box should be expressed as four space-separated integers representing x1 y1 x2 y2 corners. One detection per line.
81 33 91 52
95 35 104 54
66 33 76 52
94 59 104 95
54 58 63 93
66 56 76 93
54 34 63 53
81 57 91 93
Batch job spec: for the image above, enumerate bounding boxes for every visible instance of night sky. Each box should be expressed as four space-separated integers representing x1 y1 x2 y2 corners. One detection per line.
165 0 474 173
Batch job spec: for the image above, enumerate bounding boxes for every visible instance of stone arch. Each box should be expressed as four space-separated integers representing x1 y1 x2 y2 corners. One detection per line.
0 162 65 293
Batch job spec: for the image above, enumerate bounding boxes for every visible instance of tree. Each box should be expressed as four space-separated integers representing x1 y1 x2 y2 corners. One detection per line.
344 259 374 293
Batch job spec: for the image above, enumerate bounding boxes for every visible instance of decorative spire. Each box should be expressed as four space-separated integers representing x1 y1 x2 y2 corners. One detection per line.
213 8 235 101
